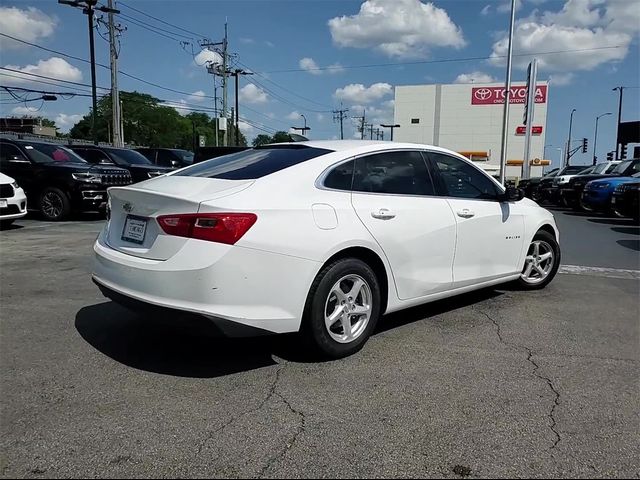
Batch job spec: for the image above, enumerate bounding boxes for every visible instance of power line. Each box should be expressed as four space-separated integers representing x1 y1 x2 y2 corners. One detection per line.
260 45 626 74
118 1 208 40
0 67 110 91
118 13 191 43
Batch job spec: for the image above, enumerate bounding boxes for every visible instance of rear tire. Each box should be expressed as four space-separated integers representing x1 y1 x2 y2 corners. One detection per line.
516 230 561 290
302 258 381 359
39 187 71 221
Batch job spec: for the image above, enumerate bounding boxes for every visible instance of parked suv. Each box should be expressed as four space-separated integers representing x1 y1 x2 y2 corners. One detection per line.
68 145 172 183
0 138 131 220
135 148 194 168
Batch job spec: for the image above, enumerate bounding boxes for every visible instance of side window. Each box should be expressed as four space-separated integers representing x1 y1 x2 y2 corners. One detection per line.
156 150 173 167
429 153 500 200
323 160 353 190
83 149 112 164
353 151 435 196
0 143 27 165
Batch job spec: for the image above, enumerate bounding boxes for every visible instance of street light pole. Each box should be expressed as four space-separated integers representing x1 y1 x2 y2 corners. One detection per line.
593 112 612 165
566 108 576 167
498 0 517 185
612 87 624 160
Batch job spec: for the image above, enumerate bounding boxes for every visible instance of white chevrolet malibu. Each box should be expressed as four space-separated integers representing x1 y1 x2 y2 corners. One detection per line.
93 141 560 358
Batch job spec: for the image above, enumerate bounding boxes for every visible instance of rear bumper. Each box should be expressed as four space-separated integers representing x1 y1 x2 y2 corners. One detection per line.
92 229 320 334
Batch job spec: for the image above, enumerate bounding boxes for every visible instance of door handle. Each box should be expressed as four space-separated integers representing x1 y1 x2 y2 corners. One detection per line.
456 209 475 218
371 208 396 220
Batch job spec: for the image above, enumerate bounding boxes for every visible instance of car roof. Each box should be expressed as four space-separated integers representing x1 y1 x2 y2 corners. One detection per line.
268 140 465 156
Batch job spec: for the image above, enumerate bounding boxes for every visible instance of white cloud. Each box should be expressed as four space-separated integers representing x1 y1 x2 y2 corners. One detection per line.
265 41 275 48
316 113 325 122
334 82 393 104
187 90 207 102
548 72 575 86
194 49 222 67
286 111 301 120
161 99 190 116
299 57 321 75
481 4 491 15
299 57 345 75
10 106 39 115
489 0 637 73
454 71 497 84
328 0 465 58
237 120 255 136
239 37 255 44
238 84 268 104
0 6 57 50
1 57 82 85
54 113 83 131
497 0 523 13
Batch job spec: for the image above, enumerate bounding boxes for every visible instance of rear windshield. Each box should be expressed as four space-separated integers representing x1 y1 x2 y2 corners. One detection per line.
175 146 333 180
171 149 194 164
104 148 152 166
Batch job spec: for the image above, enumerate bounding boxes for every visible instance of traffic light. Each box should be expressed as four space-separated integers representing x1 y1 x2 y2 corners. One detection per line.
582 138 588 154
607 151 614 161
621 143 628 159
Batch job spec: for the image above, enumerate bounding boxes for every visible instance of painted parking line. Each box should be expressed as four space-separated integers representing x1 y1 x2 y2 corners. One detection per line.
559 265 640 280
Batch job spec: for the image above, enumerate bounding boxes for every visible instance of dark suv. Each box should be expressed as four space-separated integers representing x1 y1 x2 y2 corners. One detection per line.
68 145 173 183
135 148 194 168
0 138 131 220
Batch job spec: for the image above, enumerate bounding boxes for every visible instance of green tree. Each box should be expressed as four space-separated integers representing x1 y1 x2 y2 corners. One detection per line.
38 117 57 129
272 131 293 143
252 134 273 147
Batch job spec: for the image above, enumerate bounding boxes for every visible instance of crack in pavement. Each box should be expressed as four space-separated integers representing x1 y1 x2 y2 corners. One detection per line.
194 364 284 459
258 361 307 478
479 310 562 449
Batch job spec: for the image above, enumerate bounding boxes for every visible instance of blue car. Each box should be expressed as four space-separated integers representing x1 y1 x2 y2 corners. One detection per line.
581 173 640 212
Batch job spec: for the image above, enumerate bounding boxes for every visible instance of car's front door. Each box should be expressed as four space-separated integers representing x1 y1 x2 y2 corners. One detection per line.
427 152 525 288
349 150 457 300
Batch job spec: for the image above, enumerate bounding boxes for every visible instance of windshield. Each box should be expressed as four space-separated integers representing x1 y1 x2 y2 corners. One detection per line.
176 146 333 180
104 148 152 166
611 160 637 175
171 149 194 164
561 165 592 175
543 168 559 177
592 163 611 174
23 143 87 164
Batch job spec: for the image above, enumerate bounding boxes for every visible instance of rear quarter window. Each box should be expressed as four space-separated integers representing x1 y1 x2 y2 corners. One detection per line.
176 146 333 180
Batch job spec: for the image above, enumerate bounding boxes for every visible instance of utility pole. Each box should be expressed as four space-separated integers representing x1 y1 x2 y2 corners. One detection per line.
222 21 228 146
351 110 366 139
59 0 119 145
201 36 225 147
566 108 576 167
333 106 349 140
380 123 400 141
107 0 123 147
612 86 624 160
593 112 612 165
231 68 253 146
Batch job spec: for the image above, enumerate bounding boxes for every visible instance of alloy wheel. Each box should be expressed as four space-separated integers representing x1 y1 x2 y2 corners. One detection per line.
521 240 555 285
42 191 64 219
324 274 372 344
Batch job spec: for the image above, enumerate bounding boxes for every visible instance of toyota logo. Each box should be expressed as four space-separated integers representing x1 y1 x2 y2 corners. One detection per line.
474 88 492 101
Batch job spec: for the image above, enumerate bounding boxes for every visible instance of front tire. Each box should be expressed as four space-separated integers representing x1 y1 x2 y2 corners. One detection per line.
516 230 561 290
39 187 71 221
302 258 381 359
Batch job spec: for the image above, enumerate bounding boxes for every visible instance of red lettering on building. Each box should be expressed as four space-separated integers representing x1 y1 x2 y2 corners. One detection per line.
472 85 547 105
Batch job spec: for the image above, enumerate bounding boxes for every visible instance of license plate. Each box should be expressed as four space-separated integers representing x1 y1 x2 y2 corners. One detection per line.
121 215 147 244
0 199 7 208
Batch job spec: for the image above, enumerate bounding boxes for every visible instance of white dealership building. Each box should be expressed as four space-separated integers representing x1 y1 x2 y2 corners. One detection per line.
393 81 550 178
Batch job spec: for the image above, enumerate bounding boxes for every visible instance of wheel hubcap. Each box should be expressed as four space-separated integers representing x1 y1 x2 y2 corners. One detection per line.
521 240 554 285
324 274 372 344
42 192 63 218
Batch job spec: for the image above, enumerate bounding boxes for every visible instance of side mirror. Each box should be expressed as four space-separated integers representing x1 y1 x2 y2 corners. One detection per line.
503 186 524 202
171 160 180 168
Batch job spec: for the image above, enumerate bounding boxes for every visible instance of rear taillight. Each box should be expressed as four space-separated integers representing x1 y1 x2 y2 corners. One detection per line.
157 213 257 245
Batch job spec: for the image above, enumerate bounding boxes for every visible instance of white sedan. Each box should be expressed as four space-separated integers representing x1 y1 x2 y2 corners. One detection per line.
93 141 560 358
0 172 27 227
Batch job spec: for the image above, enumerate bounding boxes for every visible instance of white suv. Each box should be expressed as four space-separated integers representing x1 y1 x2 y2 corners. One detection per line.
0 172 27 227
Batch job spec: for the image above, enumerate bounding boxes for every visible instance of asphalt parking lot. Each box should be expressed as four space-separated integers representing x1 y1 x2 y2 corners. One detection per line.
1 211 638 479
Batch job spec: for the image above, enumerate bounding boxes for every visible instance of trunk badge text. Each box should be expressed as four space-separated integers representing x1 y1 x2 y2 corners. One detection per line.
123 202 133 213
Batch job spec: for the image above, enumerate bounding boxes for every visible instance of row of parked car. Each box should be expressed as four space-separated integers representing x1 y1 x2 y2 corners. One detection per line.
0 135 199 223
518 158 640 221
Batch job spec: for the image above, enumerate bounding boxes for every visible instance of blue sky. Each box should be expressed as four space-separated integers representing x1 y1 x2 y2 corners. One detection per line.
1 0 638 167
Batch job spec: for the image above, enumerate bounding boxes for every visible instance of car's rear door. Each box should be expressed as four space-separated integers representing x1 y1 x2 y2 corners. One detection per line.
349 150 456 300
426 151 525 287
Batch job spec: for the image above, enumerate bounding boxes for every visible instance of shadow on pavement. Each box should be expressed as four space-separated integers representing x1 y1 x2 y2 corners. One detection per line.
588 218 635 226
611 226 640 236
0 223 24 231
617 239 640 252
76 288 504 378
